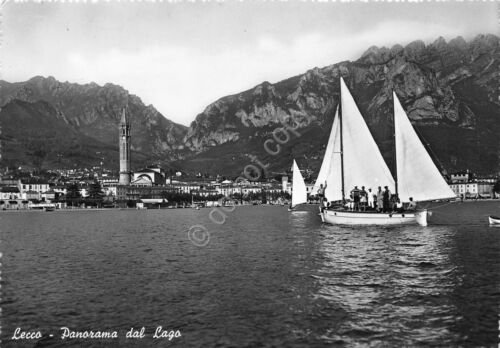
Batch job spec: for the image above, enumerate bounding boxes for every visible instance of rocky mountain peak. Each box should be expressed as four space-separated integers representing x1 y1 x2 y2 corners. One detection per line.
360 46 391 64
403 40 427 59
448 36 468 50
390 44 404 57
430 36 447 50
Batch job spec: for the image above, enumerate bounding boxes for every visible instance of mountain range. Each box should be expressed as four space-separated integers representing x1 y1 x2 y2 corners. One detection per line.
0 77 188 170
0 34 498 177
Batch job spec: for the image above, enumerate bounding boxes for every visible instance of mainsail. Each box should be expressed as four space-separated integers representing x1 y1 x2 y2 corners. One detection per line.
340 77 395 195
311 106 339 196
393 92 455 202
323 111 343 201
291 159 308 208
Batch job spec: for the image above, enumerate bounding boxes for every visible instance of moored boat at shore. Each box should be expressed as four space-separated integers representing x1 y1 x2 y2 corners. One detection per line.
489 215 500 225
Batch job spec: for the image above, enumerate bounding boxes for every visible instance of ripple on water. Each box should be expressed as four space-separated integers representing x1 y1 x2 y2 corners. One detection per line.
1 204 500 347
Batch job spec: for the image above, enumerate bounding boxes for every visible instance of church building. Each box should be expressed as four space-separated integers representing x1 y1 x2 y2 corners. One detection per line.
118 109 132 185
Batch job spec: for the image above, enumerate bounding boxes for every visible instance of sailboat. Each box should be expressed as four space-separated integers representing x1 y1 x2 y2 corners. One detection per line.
288 159 308 211
319 77 455 226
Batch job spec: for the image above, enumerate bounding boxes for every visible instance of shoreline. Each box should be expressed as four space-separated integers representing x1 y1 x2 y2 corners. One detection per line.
1 199 498 213
0 204 290 213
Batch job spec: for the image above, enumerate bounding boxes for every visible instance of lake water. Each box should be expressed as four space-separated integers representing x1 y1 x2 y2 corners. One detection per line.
1 201 500 347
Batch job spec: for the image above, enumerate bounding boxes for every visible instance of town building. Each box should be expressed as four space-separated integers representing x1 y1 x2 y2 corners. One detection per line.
131 166 166 186
18 179 51 195
171 183 202 194
0 186 21 200
41 190 56 202
116 185 178 201
448 171 497 198
477 181 495 198
449 182 476 197
216 185 237 197
22 190 41 201
450 170 471 183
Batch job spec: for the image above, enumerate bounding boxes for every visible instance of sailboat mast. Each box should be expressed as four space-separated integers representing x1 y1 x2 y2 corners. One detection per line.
339 89 346 203
393 91 399 197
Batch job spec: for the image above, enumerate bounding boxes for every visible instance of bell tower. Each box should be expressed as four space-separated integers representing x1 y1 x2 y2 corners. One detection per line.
119 108 131 185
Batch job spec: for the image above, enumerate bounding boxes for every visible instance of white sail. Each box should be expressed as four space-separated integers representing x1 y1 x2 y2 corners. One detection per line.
323 111 343 202
340 77 395 195
311 106 339 196
291 159 308 208
394 92 455 202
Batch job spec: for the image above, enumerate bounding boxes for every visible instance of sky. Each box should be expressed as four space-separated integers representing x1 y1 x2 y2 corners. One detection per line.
1 1 497 126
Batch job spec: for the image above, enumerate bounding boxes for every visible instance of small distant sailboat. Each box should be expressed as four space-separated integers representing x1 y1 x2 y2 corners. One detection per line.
489 215 500 225
288 159 308 212
319 77 456 226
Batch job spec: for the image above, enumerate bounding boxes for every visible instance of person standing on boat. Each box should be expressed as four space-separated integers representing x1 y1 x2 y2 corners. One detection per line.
376 186 383 212
382 186 391 213
317 182 327 208
350 186 360 211
367 188 375 210
360 186 367 211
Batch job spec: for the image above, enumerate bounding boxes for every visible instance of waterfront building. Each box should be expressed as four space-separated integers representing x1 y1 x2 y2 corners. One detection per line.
194 188 220 197
448 171 496 198
22 190 41 201
216 185 237 197
116 185 178 201
0 186 21 200
449 182 478 197
53 184 67 196
18 179 51 195
477 181 495 197
240 186 262 195
41 190 56 202
171 183 202 194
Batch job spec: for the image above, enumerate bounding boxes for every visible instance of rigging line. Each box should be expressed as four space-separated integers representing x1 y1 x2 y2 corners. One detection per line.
339 92 345 203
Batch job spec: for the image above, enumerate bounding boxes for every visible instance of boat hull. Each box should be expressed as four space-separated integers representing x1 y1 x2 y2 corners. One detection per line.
489 216 500 225
321 209 428 226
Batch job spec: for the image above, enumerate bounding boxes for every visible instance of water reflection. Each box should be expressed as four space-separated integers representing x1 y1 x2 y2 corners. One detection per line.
314 224 462 345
